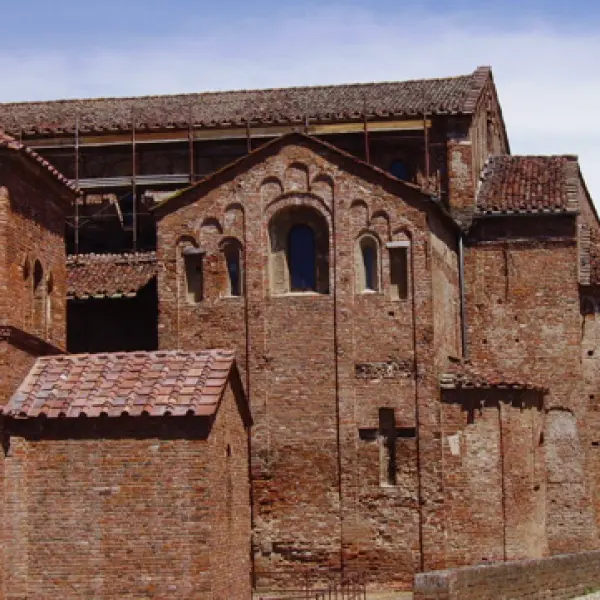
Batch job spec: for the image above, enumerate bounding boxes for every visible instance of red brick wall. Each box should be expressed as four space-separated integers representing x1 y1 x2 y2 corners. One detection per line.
414 549 600 600
0 340 37 405
441 389 546 567
0 157 68 350
465 217 598 554
1 409 250 599
209 380 252 600
157 139 454 586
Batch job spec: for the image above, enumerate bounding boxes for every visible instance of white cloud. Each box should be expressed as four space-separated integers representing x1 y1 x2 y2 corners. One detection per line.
1 5 599 199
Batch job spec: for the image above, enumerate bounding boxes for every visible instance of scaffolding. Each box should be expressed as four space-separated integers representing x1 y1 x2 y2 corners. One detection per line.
11 96 438 256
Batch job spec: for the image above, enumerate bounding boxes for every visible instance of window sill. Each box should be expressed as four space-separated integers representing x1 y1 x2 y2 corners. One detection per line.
271 291 329 298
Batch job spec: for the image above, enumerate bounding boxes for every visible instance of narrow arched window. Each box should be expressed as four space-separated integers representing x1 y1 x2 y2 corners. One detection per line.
288 224 316 292
222 240 243 297
356 236 379 293
46 273 54 328
183 247 204 304
361 238 379 291
33 260 45 334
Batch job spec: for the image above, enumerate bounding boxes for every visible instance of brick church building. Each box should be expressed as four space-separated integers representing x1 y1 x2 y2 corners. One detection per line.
0 66 599 595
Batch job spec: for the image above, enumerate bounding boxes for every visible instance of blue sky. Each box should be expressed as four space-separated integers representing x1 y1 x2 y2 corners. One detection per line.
2 1 599 198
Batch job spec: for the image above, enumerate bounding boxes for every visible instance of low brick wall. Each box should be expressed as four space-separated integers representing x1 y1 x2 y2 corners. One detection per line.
414 551 600 600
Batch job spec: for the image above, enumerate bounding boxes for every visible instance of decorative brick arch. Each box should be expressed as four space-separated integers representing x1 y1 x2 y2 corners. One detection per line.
355 230 381 293
268 203 330 295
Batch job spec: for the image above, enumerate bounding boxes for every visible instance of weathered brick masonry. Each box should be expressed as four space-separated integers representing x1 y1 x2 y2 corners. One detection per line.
0 350 252 600
414 549 600 600
0 66 599 596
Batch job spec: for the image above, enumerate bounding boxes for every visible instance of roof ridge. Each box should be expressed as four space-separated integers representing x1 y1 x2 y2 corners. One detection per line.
0 70 479 108
0 132 79 194
462 66 491 113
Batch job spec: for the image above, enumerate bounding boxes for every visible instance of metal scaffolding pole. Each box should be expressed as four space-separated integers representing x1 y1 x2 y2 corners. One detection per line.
363 96 370 164
188 106 195 183
132 110 137 251
74 114 80 255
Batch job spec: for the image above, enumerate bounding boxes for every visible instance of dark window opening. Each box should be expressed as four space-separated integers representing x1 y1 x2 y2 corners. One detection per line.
223 241 243 297
184 250 204 304
288 224 316 292
390 246 409 300
360 237 379 291
33 260 45 334
390 160 411 181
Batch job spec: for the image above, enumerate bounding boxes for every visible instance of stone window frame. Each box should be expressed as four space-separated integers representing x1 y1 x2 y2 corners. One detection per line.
268 203 330 296
219 237 244 299
355 232 382 294
387 240 411 301
178 236 205 306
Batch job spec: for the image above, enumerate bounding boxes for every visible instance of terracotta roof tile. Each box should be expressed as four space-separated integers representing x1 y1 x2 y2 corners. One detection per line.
440 360 547 392
67 252 156 299
476 155 579 215
0 132 79 193
4 349 235 418
0 68 490 135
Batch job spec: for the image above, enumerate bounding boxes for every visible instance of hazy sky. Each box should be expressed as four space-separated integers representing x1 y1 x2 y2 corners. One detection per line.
2 1 599 198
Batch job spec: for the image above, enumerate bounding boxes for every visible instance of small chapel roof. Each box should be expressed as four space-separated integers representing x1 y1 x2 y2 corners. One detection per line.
0 132 79 194
4 350 236 419
67 252 157 299
0 67 491 135
476 155 581 215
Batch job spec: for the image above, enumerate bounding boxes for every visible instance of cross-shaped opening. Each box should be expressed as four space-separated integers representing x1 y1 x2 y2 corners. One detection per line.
359 408 416 487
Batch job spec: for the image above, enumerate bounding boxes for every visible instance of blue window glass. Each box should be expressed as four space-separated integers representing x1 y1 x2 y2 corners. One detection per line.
288 224 316 291
390 160 410 181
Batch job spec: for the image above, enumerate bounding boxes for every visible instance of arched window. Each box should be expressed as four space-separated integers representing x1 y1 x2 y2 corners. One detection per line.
222 240 243 297
33 260 45 334
357 235 379 292
46 273 54 328
269 206 329 295
288 224 316 292
390 160 411 182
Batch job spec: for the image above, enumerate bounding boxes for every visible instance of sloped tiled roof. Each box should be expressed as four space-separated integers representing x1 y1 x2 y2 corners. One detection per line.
0 67 491 135
476 155 579 215
440 360 547 392
0 133 79 194
4 349 235 418
67 252 157 299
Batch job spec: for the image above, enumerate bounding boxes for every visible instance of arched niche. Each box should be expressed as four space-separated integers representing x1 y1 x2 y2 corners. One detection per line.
260 176 284 204
355 232 381 293
350 199 369 230
269 205 329 295
224 203 245 238
284 162 310 193
311 173 334 205
370 209 391 241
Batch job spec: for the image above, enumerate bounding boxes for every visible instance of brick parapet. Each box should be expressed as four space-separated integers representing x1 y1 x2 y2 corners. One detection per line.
414 550 600 600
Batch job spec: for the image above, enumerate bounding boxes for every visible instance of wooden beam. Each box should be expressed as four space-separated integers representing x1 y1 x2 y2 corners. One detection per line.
24 119 433 149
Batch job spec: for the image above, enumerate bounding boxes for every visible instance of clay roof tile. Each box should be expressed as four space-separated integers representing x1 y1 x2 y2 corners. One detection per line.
3 349 235 419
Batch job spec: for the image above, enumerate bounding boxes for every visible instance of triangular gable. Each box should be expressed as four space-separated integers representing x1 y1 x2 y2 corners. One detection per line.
0 133 79 207
152 132 458 232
